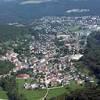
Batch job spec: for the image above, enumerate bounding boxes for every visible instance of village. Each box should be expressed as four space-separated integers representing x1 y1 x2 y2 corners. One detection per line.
1 16 99 90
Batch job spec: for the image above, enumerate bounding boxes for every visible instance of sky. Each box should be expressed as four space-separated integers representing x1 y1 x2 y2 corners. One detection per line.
0 0 88 4
20 0 57 5
1 0 57 3
0 0 100 24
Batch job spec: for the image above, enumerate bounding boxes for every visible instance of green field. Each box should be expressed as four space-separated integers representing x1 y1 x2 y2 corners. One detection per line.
69 25 80 32
47 87 66 99
17 79 84 100
0 89 8 99
47 81 84 99
17 79 47 100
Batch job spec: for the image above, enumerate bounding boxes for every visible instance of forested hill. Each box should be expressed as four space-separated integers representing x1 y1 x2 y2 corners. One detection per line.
82 31 100 79
65 86 100 100
0 25 29 42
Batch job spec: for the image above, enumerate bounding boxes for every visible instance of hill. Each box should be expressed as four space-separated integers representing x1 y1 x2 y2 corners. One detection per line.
83 31 100 79
0 25 29 42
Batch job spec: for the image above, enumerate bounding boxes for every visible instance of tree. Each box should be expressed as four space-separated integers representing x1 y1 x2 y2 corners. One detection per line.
82 31 100 78
0 76 27 100
0 60 15 75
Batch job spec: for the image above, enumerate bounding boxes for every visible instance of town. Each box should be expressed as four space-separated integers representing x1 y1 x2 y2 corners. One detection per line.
1 16 99 90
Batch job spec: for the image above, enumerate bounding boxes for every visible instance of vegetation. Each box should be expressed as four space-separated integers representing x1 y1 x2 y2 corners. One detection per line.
0 76 27 100
0 25 29 42
16 79 84 100
65 86 100 100
16 79 47 100
0 89 8 99
16 68 33 77
0 60 15 75
49 81 84 100
82 31 100 79
0 59 26 100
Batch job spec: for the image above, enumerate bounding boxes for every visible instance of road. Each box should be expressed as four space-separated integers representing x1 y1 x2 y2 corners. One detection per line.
40 86 64 100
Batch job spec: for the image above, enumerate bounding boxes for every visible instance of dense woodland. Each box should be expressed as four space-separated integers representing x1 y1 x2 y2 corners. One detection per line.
0 25 29 42
83 31 100 79
0 60 15 75
65 86 100 100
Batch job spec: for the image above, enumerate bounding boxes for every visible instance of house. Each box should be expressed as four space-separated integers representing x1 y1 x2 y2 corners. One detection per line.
17 74 30 79
31 84 39 89
24 83 30 89
77 79 84 85
24 83 39 89
70 54 83 61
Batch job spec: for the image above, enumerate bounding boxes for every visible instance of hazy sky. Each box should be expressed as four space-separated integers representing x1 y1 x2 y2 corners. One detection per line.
20 0 57 5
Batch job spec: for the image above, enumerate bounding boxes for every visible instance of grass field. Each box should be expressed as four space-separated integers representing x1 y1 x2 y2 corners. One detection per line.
69 25 80 32
16 79 47 100
47 81 84 99
47 87 66 99
16 79 84 100
0 89 8 99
